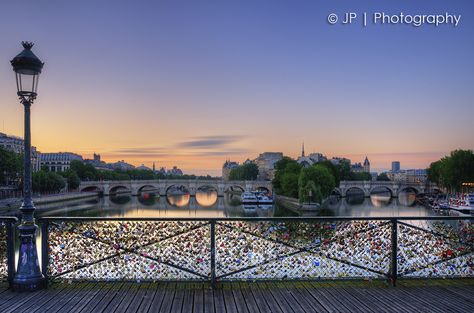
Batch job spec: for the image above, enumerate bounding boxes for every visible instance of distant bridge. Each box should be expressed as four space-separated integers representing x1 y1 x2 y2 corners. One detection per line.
79 179 272 197
335 181 438 198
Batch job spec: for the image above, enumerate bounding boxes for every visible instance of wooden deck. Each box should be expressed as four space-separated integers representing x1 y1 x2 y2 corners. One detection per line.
0 280 473 313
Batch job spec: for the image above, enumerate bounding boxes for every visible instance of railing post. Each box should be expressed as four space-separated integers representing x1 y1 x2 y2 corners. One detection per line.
6 220 15 286
41 221 49 286
390 218 397 287
210 220 216 289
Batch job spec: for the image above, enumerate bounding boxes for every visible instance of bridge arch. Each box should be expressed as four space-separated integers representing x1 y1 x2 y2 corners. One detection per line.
224 185 245 193
196 185 219 193
398 186 420 196
137 184 159 194
255 186 271 194
370 186 393 198
108 185 132 195
80 185 102 193
165 184 190 195
345 187 365 197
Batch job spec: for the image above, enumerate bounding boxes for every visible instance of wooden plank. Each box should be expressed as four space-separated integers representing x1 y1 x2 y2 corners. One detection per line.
136 283 157 313
222 283 238 313
287 282 328 313
438 286 474 304
158 282 176 313
90 281 126 312
100 282 132 313
0 283 56 313
247 282 272 313
73 282 120 313
192 283 204 313
304 281 346 313
125 283 150 313
231 283 249 313
181 284 194 313
255 282 283 313
364 287 424 313
307 282 349 312
1 286 58 313
238 282 261 313
48 282 100 313
203 285 215 313
343 286 393 313
170 282 185 313
213 286 226 313
265 282 296 313
28 284 84 313
9 284 66 313
409 286 473 312
325 281 372 313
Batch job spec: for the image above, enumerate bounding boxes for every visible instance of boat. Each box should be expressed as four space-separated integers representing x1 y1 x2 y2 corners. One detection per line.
256 193 273 204
448 193 474 216
241 191 258 204
241 191 274 204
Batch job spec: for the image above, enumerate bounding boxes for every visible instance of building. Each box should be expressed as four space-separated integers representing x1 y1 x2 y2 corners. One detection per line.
351 156 370 173
392 161 401 172
222 160 239 180
254 152 283 180
330 157 351 166
168 166 183 176
40 152 83 172
296 143 327 168
110 160 135 171
136 164 152 171
0 132 41 172
84 153 111 171
386 169 427 183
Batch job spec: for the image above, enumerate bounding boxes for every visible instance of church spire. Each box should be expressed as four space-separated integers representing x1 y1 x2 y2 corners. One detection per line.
302 141 305 157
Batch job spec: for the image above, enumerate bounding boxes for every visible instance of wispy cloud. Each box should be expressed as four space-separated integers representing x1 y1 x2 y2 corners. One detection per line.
177 135 246 149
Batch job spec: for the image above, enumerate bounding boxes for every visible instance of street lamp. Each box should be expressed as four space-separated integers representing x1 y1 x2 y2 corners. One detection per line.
10 41 45 291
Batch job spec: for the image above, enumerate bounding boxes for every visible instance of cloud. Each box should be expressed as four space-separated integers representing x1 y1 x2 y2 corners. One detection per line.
114 147 168 154
177 135 246 149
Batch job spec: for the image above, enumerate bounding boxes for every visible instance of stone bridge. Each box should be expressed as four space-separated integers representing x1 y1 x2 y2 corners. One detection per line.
79 179 272 197
335 181 438 198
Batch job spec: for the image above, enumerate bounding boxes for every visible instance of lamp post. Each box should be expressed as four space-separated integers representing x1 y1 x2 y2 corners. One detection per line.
10 41 45 291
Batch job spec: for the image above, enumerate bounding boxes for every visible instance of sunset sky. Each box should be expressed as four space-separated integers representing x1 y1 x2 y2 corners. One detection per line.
1 0 473 175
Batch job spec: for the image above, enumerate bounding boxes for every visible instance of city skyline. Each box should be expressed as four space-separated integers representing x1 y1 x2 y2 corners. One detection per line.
1 1 473 175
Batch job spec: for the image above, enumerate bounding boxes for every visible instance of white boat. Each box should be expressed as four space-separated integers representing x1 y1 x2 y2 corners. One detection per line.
449 193 474 216
241 191 258 204
256 193 273 204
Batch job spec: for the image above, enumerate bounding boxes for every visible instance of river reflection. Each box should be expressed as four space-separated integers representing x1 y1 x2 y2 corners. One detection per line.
28 189 437 219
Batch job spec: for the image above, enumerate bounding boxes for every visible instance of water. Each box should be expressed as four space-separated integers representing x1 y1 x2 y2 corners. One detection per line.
30 190 435 218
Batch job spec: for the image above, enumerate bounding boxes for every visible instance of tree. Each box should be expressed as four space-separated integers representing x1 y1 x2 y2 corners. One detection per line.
272 157 301 195
0 147 22 185
70 160 98 181
298 164 336 203
281 172 299 198
377 173 390 181
64 170 80 190
318 160 340 186
229 163 259 180
32 171 66 193
348 172 372 181
428 150 474 191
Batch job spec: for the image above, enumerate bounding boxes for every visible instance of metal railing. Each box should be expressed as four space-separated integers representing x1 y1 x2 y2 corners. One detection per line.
0 217 17 284
35 216 473 287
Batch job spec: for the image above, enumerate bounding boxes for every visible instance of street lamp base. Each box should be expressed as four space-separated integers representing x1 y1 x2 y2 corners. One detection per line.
12 275 45 291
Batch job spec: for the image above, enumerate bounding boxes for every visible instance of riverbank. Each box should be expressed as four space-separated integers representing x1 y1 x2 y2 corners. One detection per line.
0 192 98 211
275 194 320 214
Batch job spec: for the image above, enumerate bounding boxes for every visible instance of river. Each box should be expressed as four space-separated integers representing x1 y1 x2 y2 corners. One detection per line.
28 189 437 218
